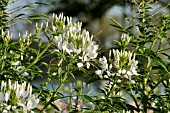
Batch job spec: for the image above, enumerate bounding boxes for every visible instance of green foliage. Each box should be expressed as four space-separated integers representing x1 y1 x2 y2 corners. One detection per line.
0 0 9 34
0 0 170 113
110 0 170 112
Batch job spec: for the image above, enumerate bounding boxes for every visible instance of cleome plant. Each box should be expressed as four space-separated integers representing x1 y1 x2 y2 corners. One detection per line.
0 0 170 113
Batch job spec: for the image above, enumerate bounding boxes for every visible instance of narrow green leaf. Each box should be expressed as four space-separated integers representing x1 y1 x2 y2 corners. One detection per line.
41 62 49 68
18 18 32 23
147 56 153 68
38 38 42 47
83 95 94 103
113 40 121 46
14 14 25 18
86 75 101 84
29 48 39 55
110 17 123 29
110 24 122 29
35 2 53 8
29 14 49 18
68 71 75 79
156 60 169 72
83 95 99 110
30 17 48 21
24 6 35 11
58 67 62 77
51 103 60 111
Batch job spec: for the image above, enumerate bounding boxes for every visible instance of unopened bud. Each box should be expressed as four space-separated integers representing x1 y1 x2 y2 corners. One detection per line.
144 78 147 85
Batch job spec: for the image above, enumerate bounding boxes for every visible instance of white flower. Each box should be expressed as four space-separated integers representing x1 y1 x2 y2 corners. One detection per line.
21 55 23 60
131 80 136 84
95 49 139 81
13 61 20 66
129 58 139 76
12 106 18 113
118 69 122 74
14 65 29 77
117 79 121 82
52 13 99 68
27 96 39 110
6 105 11 110
104 75 109 78
121 33 131 45
0 79 39 112
109 64 113 70
54 35 63 50
65 42 74 54
1 81 6 91
5 90 10 102
86 62 90 69
2 110 8 113
121 69 126 74
0 92 5 101
99 56 108 71
83 43 99 60
77 62 84 67
22 72 29 76
112 49 139 76
95 70 102 75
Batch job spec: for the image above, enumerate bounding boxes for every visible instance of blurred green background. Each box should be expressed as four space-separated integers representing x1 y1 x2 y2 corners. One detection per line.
8 0 169 47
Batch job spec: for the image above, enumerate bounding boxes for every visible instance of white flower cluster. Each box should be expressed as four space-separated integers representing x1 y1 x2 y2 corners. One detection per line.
121 33 131 46
95 49 139 83
13 61 29 77
0 79 39 113
52 13 99 68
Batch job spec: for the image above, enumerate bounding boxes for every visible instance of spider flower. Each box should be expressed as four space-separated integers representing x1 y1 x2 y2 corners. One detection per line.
52 13 99 68
95 49 139 82
121 33 131 47
0 79 39 113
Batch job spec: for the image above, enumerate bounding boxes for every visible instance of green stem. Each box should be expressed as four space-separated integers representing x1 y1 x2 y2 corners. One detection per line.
57 57 63 67
142 75 148 113
104 81 112 105
1 46 7 71
128 82 140 112
42 52 68 111
150 39 157 51
20 41 52 75
148 74 168 96
143 97 148 113
42 72 68 111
